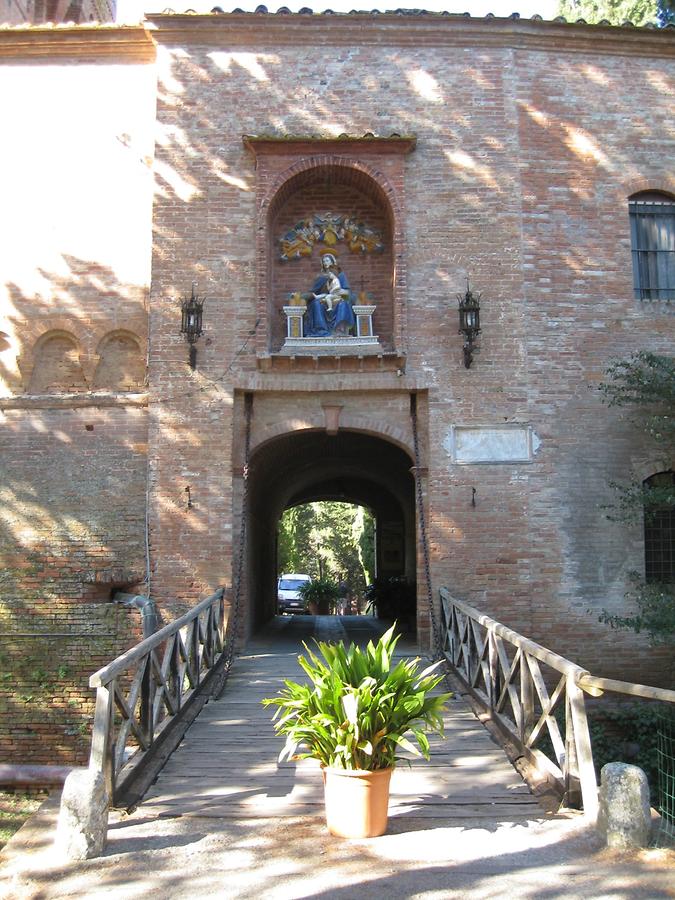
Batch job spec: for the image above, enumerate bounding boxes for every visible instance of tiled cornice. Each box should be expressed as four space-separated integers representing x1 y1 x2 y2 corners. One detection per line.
146 12 675 59
2 15 672 61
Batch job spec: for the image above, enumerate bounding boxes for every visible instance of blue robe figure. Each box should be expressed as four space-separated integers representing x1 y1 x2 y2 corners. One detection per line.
304 253 356 337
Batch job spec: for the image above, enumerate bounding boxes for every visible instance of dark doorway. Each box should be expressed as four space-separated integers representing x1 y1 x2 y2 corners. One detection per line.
245 430 416 635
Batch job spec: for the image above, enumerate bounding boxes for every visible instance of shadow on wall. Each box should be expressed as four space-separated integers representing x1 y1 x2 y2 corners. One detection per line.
0 258 150 766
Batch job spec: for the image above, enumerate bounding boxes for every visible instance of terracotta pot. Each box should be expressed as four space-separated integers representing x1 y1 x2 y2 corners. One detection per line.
322 766 393 838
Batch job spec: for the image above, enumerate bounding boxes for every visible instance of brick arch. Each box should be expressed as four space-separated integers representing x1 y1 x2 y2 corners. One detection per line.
623 177 675 200
256 155 406 355
93 329 145 392
337 414 414 459
244 421 418 638
632 459 674 485
261 155 403 227
28 329 88 394
94 329 142 356
250 417 413 460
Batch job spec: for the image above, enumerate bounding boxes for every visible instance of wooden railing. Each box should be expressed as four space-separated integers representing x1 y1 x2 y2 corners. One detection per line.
440 589 675 820
440 589 599 817
89 588 228 808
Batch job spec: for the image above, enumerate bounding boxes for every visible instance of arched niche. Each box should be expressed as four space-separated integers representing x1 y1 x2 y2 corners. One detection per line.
267 163 395 352
28 330 87 394
93 330 145 392
245 138 415 361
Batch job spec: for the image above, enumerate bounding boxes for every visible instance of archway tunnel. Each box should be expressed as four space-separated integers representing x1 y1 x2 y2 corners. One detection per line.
245 429 416 636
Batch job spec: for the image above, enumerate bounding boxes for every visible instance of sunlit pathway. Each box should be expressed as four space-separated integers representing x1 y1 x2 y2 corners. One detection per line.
139 615 542 823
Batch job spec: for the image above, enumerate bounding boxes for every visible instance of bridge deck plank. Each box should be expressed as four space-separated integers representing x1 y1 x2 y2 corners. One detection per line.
139 618 544 824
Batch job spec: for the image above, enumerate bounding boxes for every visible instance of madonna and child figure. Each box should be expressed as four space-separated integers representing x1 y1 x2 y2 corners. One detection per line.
304 253 356 337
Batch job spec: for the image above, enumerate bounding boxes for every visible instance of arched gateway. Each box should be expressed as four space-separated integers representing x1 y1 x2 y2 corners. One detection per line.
242 427 418 637
221 137 425 643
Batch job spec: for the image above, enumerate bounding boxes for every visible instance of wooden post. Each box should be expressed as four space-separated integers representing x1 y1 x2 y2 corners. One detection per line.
488 632 498 712
520 653 534 744
170 637 181 710
89 683 114 803
567 678 598 821
139 655 153 748
190 618 201 686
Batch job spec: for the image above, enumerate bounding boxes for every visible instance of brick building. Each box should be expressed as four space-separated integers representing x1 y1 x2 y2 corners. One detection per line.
0 11 673 764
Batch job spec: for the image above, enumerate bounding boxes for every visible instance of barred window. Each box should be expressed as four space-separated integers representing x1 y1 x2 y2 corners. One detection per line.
629 193 675 301
644 471 675 583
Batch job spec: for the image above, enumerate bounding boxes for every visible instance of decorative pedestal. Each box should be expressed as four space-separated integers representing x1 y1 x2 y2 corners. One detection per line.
281 301 380 354
352 304 376 339
283 305 305 339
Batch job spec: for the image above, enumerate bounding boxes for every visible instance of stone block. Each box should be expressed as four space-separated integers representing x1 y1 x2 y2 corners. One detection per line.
54 767 108 860
597 762 651 850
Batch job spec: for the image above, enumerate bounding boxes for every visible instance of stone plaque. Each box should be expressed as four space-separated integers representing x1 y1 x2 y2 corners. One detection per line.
444 425 540 464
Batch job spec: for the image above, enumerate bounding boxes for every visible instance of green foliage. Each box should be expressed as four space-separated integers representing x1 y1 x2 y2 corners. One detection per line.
364 577 416 620
597 352 675 649
277 501 375 590
262 624 451 771
556 0 673 25
356 505 375 586
588 703 672 803
0 651 73 700
604 478 675 525
277 503 314 575
598 572 675 645
298 577 340 614
599 351 675 443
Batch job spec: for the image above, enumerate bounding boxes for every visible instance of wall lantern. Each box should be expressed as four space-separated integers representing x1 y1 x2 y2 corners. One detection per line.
180 282 205 369
457 279 481 369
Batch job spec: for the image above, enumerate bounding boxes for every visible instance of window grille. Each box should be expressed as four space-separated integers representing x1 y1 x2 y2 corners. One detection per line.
629 196 675 302
644 471 675 583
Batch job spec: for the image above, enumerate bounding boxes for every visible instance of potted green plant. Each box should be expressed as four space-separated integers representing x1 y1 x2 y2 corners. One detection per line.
298 577 340 615
363 576 416 623
262 624 451 838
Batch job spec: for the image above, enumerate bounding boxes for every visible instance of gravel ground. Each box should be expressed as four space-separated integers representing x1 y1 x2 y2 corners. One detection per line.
0 796 673 899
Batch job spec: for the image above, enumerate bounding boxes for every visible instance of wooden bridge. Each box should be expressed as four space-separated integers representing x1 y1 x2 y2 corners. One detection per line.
6 602 675 900
137 615 541 824
86 589 675 832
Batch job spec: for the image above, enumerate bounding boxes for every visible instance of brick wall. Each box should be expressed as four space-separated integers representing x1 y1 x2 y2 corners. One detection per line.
148 13 674 684
1 15 674 770
0 28 154 762
0 404 149 763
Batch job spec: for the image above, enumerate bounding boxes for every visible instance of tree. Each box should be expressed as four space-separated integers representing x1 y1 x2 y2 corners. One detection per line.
277 501 375 592
598 351 675 646
599 352 675 439
277 503 315 575
557 0 675 26
355 505 375 586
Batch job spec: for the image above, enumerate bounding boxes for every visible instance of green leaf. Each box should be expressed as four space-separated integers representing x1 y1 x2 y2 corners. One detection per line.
261 627 452 770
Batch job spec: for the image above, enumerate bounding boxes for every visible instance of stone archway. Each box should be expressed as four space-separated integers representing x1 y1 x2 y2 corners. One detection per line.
245 429 416 636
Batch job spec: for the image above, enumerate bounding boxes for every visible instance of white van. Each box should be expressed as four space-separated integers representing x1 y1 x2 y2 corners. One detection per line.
277 573 311 615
